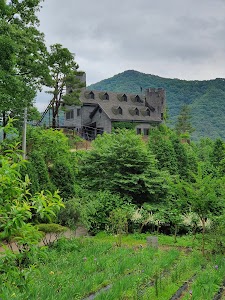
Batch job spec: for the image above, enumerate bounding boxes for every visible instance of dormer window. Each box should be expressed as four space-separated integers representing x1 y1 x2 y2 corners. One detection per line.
103 93 109 100
122 94 127 102
89 91 95 99
112 106 123 115
135 108 139 115
135 95 141 103
146 108 150 116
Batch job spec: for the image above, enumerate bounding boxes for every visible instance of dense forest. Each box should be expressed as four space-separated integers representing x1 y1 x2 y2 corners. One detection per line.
88 70 225 140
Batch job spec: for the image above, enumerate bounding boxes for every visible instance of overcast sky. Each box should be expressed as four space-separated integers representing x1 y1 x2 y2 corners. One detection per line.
36 0 225 111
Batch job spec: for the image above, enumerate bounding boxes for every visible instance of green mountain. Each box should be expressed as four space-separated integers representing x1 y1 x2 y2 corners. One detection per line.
88 70 225 140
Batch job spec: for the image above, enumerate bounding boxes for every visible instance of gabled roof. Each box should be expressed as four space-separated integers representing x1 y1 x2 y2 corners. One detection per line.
80 89 162 123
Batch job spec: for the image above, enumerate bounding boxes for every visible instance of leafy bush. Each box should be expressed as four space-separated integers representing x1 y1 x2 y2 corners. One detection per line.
57 198 80 229
36 223 68 234
78 130 168 204
29 150 54 192
36 223 68 246
49 160 75 199
58 189 133 234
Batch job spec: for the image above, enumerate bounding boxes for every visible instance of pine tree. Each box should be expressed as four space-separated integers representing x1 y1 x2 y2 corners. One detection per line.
175 105 194 138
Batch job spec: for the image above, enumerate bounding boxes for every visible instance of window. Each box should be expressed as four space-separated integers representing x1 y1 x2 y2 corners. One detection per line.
89 91 95 99
103 93 109 100
135 108 139 115
143 128 149 135
66 110 74 120
146 109 150 116
135 95 141 102
122 94 127 101
118 107 122 115
136 128 141 134
77 109 81 116
161 113 164 120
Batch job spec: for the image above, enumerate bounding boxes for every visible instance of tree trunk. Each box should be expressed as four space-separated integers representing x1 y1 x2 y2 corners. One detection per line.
52 114 56 128
52 102 60 128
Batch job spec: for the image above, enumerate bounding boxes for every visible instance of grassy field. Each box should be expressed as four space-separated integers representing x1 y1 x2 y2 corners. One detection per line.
1 234 225 300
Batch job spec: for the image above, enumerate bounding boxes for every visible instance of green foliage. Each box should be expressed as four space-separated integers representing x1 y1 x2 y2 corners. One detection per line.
49 160 75 199
175 104 194 137
112 121 136 130
148 126 178 175
171 136 188 179
4 237 224 300
193 138 215 175
0 0 49 128
20 159 40 195
173 163 225 254
29 150 53 192
63 189 131 233
36 223 67 234
78 130 168 204
210 138 225 169
0 122 64 290
26 126 71 164
209 214 225 254
88 70 225 140
46 43 84 127
183 142 198 177
109 208 129 246
0 123 64 234
25 126 77 199
57 198 81 229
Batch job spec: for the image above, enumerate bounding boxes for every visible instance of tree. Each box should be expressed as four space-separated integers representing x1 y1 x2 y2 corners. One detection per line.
175 105 194 138
26 126 73 166
148 126 178 175
176 163 225 255
210 138 225 169
0 128 64 247
78 130 168 205
193 138 215 176
0 0 49 132
171 136 189 179
47 44 84 128
50 160 76 200
25 126 78 199
0 122 64 290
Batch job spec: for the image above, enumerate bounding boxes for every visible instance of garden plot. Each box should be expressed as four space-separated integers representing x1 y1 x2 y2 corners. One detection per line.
1 237 225 300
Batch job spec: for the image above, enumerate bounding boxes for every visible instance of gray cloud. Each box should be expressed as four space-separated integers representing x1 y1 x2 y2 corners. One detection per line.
35 0 225 110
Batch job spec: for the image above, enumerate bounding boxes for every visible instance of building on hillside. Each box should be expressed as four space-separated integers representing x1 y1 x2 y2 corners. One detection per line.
64 75 166 140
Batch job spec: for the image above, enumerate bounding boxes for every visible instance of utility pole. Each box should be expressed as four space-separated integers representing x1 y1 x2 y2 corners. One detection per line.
22 107 27 159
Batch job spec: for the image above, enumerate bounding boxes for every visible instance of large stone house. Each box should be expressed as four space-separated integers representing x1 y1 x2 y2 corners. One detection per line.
64 77 165 140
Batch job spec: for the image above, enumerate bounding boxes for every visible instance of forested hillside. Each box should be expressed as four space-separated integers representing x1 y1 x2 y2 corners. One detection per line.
88 70 225 140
